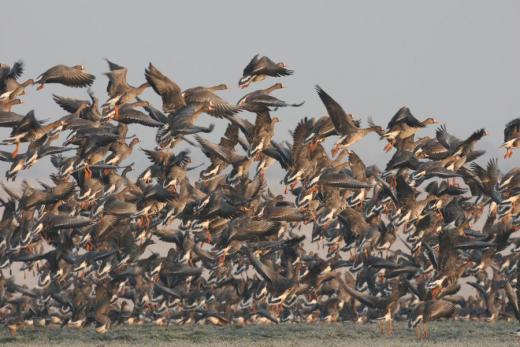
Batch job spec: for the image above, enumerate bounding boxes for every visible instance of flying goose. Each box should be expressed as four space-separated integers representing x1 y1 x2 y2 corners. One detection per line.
239 54 293 88
502 118 520 158
316 86 381 156
35 65 95 90
145 63 185 113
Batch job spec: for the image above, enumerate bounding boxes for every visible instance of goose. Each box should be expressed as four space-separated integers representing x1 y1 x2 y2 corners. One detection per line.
195 135 252 185
342 279 408 335
103 59 150 118
502 118 520 158
105 138 140 166
409 299 456 339
316 86 381 156
156 102 214 148
198 123 241 180
0 55 518 335
183 84 241 118
237 83 303 112
145 62 185 113
377 107 437 152
53 89 102 121
2 110 67 158
0 60 34 103
248 111 279 157
35 64 94 90
239 54 293 88
436 125 487 173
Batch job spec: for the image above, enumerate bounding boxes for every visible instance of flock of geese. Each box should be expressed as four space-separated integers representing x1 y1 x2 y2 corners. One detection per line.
0 55 518 339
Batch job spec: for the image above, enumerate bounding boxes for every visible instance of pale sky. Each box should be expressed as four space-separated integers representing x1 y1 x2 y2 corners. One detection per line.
1 1 519 183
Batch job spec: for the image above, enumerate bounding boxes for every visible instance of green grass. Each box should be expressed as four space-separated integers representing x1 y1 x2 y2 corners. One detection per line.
0 321 518 346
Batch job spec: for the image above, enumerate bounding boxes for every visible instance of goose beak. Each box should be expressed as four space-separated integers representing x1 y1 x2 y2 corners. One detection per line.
239 76 252 89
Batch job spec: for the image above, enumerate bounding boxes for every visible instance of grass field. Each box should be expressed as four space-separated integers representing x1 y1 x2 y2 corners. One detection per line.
0 321 519 346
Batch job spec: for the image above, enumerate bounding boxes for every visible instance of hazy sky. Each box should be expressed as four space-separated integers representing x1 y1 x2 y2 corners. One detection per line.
1 1 519 184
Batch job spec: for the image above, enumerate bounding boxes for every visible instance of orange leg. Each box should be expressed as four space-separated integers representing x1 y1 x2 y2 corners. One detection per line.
85 242 94 252
11 143 19 158
84 166 92 179
331 145 339 157
387 177 396 190
423 322 429 338
384 142 394 152
37 84 44 91
218 254 226 266
114 105 120 121
387 320 394 336
7 324 17 337
431 286 441 299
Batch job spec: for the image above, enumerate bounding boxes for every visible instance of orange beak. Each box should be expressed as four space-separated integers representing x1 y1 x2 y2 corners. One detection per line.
114 105 120 121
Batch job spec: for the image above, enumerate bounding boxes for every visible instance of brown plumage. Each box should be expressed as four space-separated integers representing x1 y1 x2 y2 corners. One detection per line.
145 63 185 113
35 65 95 90
502 118 520 158
239 54 293 88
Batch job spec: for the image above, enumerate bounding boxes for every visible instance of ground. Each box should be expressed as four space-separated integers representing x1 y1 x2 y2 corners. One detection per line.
0 321 518 346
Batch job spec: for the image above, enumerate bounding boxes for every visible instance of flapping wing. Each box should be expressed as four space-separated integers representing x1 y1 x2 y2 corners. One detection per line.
145 63 185 113
39 65 95 87
316 85 355 134
436 124 461 150
53 94 90 114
